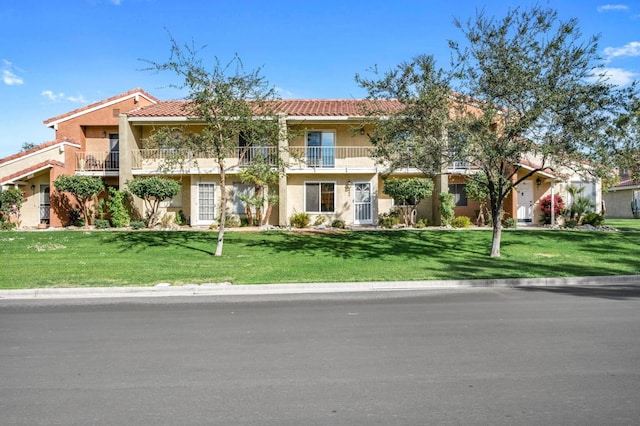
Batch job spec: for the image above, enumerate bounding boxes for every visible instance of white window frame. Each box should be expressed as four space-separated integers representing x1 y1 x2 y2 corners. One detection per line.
197 182 216 225
304 181 336 213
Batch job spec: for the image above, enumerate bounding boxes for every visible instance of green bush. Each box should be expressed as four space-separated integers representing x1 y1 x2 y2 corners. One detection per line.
107 188 130 228
94 219 110 229
439 193 455 226
225 215 241 228
130 220 146 230
331 219 346 229
0 221 16 231
582 212 604 227
451 216 472 228
175 209 187 226
290 212 311 228
313 215 327 226
565 219 578 228
415 218 431 228
503 217 517 229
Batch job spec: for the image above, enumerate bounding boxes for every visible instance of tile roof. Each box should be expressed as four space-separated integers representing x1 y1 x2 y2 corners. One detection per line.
0 139 80 165
43 88 159 126
126 99 403 118
616 177 640 188
0 160 65 185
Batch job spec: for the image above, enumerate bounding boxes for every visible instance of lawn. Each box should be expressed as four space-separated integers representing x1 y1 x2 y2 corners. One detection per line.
1 222 639 289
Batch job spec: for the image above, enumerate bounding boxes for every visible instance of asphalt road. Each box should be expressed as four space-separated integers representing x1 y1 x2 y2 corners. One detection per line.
1 287 639 425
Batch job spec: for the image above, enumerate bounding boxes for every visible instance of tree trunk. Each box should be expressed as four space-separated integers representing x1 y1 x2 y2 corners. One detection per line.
490 199 502 257
215 161 226 257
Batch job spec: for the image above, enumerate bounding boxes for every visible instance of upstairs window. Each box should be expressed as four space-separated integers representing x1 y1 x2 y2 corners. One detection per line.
306 131 335 167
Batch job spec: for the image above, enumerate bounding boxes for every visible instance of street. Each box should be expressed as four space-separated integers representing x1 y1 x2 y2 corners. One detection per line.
1 287 639 425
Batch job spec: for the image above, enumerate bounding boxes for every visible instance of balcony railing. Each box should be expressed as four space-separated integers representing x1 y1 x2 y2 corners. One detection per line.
76 151 119 172
131 147 279 171
288 146 375 169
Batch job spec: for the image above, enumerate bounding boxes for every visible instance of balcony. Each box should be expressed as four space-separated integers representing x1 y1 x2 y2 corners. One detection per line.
76 152 119 172
131 147 279 171
287 146 375 169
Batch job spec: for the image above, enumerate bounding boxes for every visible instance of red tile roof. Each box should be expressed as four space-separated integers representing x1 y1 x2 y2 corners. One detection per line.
616 177 640 188
0 139 80 165
0 160 65 185
43 88 159 126
126 99 403 118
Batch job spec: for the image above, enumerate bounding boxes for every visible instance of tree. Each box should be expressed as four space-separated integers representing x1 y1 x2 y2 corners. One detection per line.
144 36 281 255
238 157 280 226
447 5 636 256
464 173 490 225
0 188 25 226
127 177 180 227
356 55 457 176
382 177 434 226
21 142 37 151
53 175 105 227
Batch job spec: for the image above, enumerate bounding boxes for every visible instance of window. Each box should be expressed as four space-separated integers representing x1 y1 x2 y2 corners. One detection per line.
306 131 335 167
305 182 335 212
449 183 467 207
233 182 254 214
238 133 269 164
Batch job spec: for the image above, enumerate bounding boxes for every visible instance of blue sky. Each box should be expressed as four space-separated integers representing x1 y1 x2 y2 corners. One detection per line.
1 0 638 158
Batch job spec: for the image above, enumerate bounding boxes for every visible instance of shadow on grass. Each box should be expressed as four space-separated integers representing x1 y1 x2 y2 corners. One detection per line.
101 231 219 256
514 285 640 300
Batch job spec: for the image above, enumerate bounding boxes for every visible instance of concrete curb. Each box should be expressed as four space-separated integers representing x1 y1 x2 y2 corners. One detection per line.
1 275 639 300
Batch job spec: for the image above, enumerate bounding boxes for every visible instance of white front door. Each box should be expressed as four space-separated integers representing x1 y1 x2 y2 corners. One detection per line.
353 182 372 225
197 183 216 224
516 180 534 222
39 185 50 224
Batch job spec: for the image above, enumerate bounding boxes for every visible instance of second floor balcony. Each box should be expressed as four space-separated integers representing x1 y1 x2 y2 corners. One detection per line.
76 151 119 172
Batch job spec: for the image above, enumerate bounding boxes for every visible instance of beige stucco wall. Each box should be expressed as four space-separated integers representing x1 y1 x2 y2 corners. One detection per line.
604 188 638 218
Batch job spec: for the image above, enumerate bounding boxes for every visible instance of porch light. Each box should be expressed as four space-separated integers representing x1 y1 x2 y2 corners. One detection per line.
31 184 36 193
536 177 542 187
346 180 352 191
359 127 365 135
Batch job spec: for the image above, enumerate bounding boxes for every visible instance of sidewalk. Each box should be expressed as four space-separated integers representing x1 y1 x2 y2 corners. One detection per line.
1 275 638 300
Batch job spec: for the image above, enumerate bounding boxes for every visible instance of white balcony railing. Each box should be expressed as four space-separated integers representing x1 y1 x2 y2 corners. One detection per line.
76 152 119 171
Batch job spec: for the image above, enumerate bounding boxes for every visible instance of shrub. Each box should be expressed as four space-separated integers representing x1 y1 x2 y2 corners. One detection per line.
565 219 578 228
540 194 565 224
451 216 472 228
503 217 517 229
94 219 110 229
290 212 311 228
107 188 130 228
0 221 16 231
331 219 346 229
582 212 604 227
313 215 327 226
439 193 455 226
225 215 241 228
415 218 431 228
175 209 187 226
130 220 146 230
127 177 180 227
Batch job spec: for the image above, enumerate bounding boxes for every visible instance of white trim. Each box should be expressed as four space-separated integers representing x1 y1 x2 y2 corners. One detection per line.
46 92 157 128
0 164 57 186
303 180 337 213
353 181 373 225
517 163 557 179
195 181 216 225
608 184 640 191
128 116 192 123
0 141 80 168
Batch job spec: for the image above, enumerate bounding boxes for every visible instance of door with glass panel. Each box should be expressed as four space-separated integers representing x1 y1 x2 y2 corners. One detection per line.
306 131 335 168
353 182 372 225
198 183 216 224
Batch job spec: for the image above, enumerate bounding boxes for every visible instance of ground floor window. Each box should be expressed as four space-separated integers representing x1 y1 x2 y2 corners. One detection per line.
305 182 335 212
449 183 467 207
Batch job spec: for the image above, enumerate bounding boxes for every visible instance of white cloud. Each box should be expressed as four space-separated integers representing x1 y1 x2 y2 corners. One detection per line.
597 4 629 12
2 59 24 86
603 41 640 59
275 86 297 98
41 90 88 103
589 67 637 86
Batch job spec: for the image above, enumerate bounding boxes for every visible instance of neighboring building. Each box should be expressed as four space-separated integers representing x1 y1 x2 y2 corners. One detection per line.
0 89 601 228
604 173 640 218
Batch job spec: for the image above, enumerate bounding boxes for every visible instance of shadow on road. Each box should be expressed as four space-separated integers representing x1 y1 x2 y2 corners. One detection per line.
515 285 640 300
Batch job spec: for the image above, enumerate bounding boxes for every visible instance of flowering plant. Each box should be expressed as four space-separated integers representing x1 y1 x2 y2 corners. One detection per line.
540 194 565 216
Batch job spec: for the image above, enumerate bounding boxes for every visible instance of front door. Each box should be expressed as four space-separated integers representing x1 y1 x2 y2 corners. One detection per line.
39 185 50 224
197 183 216 224
516 180 534 222
353 182 372 225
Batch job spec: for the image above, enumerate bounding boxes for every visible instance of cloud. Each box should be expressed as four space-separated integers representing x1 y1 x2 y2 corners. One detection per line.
589 67 638 86
603 41 640 59
597 4 629 12
2 59 24 86
275 86 297 98
41 90 88 103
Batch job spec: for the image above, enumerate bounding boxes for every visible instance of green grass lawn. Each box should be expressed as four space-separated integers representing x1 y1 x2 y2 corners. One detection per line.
1 221 639 289
602 218 640 232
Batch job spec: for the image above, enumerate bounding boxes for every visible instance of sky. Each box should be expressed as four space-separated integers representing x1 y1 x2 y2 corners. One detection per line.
1 0 638 158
